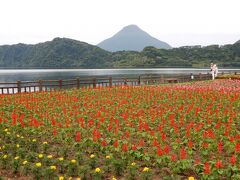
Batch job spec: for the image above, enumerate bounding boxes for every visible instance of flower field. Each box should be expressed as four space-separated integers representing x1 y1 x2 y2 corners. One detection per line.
0 80 239 180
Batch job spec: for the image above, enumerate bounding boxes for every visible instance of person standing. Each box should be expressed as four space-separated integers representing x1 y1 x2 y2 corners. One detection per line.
210 63 215 80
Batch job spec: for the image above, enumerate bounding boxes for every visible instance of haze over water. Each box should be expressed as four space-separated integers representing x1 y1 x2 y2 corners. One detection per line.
0 68 239 82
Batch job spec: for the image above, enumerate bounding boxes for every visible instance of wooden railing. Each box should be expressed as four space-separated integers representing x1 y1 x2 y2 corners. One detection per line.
0 72 235 94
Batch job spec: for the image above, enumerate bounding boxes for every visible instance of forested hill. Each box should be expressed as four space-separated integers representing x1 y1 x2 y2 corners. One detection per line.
0 38 240 68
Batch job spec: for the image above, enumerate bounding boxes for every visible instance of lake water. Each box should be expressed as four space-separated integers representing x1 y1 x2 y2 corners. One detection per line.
0 68 239 82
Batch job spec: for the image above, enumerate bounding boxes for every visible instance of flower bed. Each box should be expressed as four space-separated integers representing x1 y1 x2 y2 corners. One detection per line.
217 74 240 80
0 80 239 179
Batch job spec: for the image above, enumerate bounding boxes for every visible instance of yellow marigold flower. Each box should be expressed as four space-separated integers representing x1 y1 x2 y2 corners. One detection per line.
95 167 101 173
188 177 195 180
3 154 7 159
50 165 56 170
47 155 53 159
143 167 149 172
36 162 42 167
4 128 8 132
23 160 28 165
38 154 43 158
71 159 76 163
90 154 95 158
59 176 64 180
76 178 81 180
21 136 24 139
58 157 64 161
32 139 36 142
106 155 111 159
43 141 48 145
131 162 136 166
16 134 20 138
112 176 117 180
14 156 20 160
16 144 20 148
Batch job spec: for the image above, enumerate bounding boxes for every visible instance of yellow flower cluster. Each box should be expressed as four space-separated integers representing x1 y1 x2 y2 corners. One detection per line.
143 167 149 172
38 154 43 158
188 177 195 180
36 162 42 167
95 167 101 173
131 162 136 166
59 157 64 161
50 165 57 170
47 155 53 159
43 141 48 145
14 156 19 160
106 155 111 159
90 154 95 158
23 160 28 165
71 159 76 163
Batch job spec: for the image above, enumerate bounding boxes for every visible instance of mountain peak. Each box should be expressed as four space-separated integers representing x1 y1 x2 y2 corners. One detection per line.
98 25 171 52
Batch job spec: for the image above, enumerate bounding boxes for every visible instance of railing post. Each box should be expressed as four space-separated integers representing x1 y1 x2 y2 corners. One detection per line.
39 80 42 92
109 77 112 87
160 75 164 83
76 78 80 89
17 81 21 93
235 72 237 75
199 73 202 80
59 80 62 90
93 78 96 88
138 76 141 85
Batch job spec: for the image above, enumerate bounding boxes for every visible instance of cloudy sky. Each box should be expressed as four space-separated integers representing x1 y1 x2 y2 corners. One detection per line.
0 0 239 47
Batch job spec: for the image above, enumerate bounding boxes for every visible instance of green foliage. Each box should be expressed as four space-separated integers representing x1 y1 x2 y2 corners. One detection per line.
0 38 240 68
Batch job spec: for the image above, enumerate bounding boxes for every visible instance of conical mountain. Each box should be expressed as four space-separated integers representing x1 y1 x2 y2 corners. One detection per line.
97 25 171 52
235 40 240 44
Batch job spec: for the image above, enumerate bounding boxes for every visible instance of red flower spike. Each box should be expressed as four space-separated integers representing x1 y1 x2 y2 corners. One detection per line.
204 162 211 174
101 139 107 147
230 154 236 165
113 140 118 148
215 160 223 169
75 131 81 142
122 143 128 152
180 147 187 160
171 153 177 162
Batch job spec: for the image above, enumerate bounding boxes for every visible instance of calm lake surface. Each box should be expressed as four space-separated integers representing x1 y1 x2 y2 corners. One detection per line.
0 68 239 82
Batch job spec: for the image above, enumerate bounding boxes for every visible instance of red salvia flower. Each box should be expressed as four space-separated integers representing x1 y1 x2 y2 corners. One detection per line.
132 144 137 151
75 131 81 142
171 153 177 162
113 140 118 148
53 128 57 136
218 141 223 154
188 139 193 149
122 143 128 152
204 162 211 174
215 160 223 168
230 154 236 165
236 143 240 153
157 147 163 156
164 144 170 155
180 147 187 160
101 139 107 147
